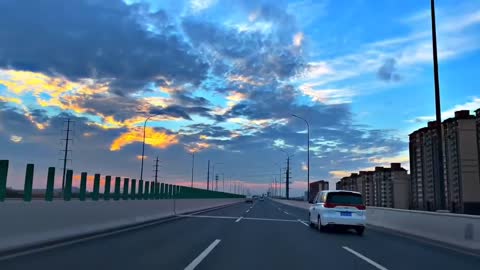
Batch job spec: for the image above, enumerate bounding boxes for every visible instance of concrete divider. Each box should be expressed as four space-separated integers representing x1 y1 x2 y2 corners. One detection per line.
0 198 242 254
273 199 480 251
367 207 480 250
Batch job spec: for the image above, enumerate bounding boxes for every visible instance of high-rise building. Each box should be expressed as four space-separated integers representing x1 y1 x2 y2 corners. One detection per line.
409 121 443 211
443 110 480 214
410 110 480 214
308 180 329 202
334 164 409 209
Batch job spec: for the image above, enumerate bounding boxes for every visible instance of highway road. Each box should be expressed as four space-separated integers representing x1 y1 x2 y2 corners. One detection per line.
0 199 479 270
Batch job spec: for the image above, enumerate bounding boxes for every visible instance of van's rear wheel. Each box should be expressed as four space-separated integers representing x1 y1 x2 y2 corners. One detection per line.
355 227 365 236
308 214 315 228
317 216 326 232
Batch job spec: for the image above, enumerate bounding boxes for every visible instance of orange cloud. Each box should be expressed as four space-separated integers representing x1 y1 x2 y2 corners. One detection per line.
110 127 179 151
228 75 264 86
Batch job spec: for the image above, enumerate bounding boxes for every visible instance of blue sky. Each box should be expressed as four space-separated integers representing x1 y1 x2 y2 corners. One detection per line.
0 0 479 195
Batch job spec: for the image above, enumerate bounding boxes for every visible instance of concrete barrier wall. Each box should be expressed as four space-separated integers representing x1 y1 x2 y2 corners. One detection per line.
0 199 241 253
273 199 480 250
367 207 480 250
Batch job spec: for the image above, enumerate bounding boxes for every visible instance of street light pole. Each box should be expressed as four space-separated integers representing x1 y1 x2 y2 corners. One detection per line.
140 115 155 183
430 0 446 210
292 114 310 202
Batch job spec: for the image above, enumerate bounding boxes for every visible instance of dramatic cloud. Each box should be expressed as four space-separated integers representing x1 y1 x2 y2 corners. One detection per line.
377 58 401 82
110 127 179 151
0 0 209 94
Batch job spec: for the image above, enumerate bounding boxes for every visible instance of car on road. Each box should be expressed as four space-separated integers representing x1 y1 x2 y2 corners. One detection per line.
245 195 253 203
259 196 264 201
308 190 366 235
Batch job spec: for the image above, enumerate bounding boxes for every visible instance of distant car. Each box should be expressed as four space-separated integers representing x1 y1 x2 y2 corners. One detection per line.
308 190 366 235
245 195 253 203
259 196 264 201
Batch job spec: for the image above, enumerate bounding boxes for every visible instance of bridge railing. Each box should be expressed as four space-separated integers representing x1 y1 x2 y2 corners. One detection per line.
0 160 244 202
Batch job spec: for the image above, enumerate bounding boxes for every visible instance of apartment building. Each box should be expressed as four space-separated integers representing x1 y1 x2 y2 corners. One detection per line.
409 121 443 211
309 180 329 202
335 164 409 209
443 110 480 214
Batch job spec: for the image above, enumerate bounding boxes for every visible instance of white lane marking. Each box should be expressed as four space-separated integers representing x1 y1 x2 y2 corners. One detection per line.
184 239 221 270
246 209 250 213
298 220 309 227
342 246 389 270
179 215 297 223
177 215 237 220
283 211 289 215
243 217 297 222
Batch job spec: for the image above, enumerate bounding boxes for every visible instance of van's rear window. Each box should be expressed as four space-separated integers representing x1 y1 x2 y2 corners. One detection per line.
327 192 363 205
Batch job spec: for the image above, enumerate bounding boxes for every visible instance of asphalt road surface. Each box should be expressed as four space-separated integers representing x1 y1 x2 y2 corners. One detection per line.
1 199 479 270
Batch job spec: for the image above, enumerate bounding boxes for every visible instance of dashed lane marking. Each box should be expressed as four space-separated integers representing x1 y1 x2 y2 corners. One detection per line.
184 239 221 270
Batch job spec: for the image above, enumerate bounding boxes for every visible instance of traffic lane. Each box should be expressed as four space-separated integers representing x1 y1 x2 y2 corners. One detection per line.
0 203 246 270
200 200 253 217
198 206 376 270
270 200 480 270
243 199 298 220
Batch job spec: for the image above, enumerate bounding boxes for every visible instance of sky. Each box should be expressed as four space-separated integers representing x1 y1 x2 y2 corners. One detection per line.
1 0 480 196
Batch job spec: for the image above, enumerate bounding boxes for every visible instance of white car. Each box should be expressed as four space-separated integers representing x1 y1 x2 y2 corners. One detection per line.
308 190 366 235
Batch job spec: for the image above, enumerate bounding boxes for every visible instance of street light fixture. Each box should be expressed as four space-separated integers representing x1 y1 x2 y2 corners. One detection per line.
291 114 310 202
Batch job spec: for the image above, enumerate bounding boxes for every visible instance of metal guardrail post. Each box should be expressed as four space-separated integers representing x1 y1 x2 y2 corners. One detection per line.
144 181 150 200
92 173 100 201
79 172 87 201
138 180 143 199
23 164 34 202
0 160 8 201
104 175 111 200
122 178 129 200
45 167 55 201
114 177 121 200
150 181 155 199
130 179 137 200
64 169 73 201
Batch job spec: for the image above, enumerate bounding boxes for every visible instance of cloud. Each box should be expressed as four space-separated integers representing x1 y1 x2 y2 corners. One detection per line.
377 58 401 82
293 32 305 47
110 127 179 151
0 0 209 94
190 0 217 13
412 97 480 123
9 135 22 143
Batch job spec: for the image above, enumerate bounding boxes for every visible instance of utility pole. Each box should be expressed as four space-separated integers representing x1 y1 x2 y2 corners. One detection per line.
154 156 159 184
430 0 446 210
207 160 210 190
60 118 73 191
191 152 195 187
286 156 290 199
222 173 225 192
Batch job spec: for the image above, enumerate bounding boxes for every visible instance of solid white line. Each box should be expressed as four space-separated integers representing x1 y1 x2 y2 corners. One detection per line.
342 246 389 270
235 217 243 223
298 220 309 227
184 239 221 270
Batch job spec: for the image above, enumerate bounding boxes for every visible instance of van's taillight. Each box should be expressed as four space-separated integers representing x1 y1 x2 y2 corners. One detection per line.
324 202 336 208
356 205 366 210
